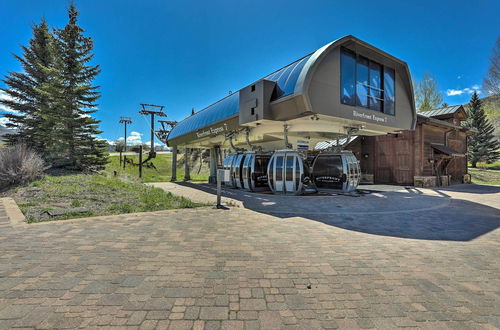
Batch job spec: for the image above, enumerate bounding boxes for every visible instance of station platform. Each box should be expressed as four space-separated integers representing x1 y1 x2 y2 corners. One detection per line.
149 182 499 241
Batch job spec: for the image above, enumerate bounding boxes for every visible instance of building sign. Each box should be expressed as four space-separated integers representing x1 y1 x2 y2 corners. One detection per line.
297 139 309 150
353 110 388 124
196 123 228 138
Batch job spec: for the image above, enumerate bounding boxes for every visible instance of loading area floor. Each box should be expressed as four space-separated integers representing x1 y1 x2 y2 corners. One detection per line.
150 182 499 241
0 184 498 329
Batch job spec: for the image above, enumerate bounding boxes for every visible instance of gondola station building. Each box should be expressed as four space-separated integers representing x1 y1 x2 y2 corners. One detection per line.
165 35 472 194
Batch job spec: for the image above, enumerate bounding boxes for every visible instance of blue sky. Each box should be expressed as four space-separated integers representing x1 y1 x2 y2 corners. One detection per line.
0 0 498 144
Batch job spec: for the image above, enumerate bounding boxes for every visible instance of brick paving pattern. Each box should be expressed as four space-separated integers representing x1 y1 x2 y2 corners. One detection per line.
0 186 498 329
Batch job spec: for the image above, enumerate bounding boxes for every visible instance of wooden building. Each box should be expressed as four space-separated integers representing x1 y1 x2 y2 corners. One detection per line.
347 105 474 187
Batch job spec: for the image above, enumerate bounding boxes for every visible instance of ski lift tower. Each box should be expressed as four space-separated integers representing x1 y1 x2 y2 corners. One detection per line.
139 104 167 157
118 117 132 152
156 120 178 144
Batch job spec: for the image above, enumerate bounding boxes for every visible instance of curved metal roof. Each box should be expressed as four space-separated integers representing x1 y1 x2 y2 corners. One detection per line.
167 35 416 143
167 92 240 141
167 53 314 141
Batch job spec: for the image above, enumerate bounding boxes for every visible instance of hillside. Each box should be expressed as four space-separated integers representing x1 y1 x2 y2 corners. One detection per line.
481 94 500 141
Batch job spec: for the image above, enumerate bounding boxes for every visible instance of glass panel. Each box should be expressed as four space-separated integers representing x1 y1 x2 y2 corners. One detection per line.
341 49 356 106
276 65 296 95
283 55 312 96
275 156 283 181
356 57 369 108
285 156 294 181
268 157 274 189
369 62 381 90
369 88 382 111
234 155 242 181
295 157 301 189
223 155 232 169
254 156 269 187
384 67 395 115
243 155 251 180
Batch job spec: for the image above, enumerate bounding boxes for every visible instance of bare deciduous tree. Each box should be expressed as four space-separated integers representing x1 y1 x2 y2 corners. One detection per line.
414 72 443 111
483 36 500 96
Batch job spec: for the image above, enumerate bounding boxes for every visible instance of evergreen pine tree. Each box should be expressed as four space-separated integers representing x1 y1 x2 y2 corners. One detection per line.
54 4 108 170
0 19 57 153
463 91 500 167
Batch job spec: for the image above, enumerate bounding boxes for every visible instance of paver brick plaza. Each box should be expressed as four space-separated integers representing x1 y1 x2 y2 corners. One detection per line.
0 185 499 329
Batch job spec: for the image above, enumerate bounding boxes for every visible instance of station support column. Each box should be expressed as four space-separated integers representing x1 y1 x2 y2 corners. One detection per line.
183 148 191 181
170 146 177 182
209 147 218 184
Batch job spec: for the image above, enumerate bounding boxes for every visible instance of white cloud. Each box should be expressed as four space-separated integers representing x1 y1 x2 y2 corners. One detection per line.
143 140 165 147
446 89 463 96
96 136 117 145
446 85 482 96
125 131 143 145
0 116 11 127
0 90 20 114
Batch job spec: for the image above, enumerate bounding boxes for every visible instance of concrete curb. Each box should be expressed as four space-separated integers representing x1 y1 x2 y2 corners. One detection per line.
1 197 27 227
27 206 218 226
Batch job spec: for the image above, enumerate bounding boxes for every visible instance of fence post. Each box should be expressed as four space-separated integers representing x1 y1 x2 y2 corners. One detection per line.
119 151 122 166
123 155 126 169
139 145 143 178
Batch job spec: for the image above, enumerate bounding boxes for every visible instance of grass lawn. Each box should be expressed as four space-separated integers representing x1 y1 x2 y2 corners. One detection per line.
469 161 500 169
9 173 204 223
468 168 500 185
105 153 210 183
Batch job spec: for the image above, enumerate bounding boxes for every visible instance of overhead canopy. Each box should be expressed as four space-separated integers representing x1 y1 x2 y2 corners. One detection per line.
431 144 465 157
167 54 313 141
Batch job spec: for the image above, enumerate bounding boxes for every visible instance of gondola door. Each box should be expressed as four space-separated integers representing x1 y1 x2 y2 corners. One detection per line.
268 151 304 195
284 154 302 193
274 155 284 192
242 153 253 190
251 155 270 191
312 154 344 191
345 154 360 192
233 154 245 189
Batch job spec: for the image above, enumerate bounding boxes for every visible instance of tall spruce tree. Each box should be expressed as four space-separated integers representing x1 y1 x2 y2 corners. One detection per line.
463 91 500 167
0 19 57 153
54 4 108 170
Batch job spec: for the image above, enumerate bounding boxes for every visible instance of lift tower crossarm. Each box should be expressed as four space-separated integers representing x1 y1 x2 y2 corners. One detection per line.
156 120 178 143
139 104 167 157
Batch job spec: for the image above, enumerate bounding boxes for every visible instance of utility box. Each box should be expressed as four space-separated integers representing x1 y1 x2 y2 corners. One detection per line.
217 169 230 183
239 79 276 125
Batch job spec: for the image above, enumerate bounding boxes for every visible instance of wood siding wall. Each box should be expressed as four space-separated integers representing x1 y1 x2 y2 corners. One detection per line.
350 123 468 185
372 131 415 184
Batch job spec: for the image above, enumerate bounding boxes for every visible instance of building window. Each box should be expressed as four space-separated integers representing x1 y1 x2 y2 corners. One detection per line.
384 67 395 115
340 50 356 106
341 48 395 115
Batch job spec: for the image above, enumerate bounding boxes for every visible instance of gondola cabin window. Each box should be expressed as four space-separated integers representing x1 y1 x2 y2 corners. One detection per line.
341 48 395 115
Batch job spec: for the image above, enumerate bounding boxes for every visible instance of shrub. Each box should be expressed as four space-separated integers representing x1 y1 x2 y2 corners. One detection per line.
0 144 45 188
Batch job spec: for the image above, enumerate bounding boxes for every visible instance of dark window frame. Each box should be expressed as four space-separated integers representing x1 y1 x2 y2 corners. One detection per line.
340 47 396 116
